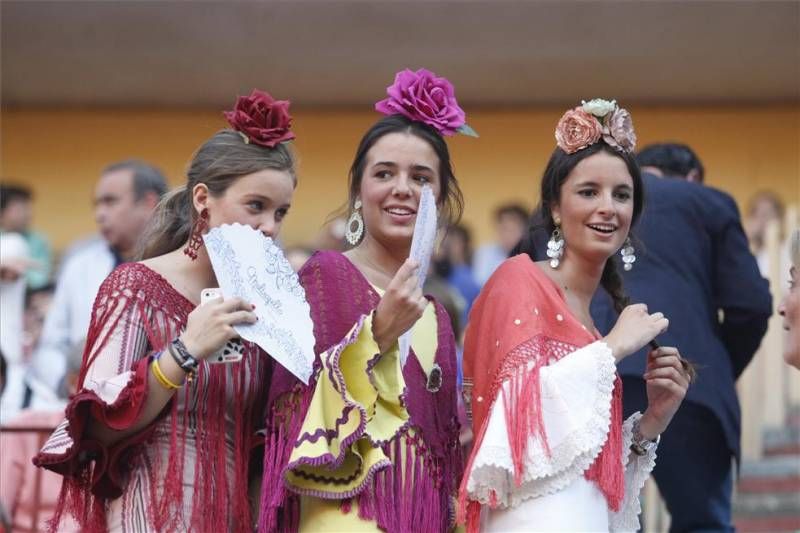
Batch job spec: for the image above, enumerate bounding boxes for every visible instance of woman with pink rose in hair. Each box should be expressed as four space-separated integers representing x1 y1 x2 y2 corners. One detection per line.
257 69 475 532
33 90 298 533
458 100 691 532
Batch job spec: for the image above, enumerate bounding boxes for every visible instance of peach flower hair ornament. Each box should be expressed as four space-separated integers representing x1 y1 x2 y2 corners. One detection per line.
375 68 478 137
555 98 637 154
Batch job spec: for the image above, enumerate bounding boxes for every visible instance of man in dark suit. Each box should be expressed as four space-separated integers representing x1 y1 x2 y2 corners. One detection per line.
591 143 772 532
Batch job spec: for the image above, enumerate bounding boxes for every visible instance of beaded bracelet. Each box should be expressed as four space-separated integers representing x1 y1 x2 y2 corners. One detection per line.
151 355 181 390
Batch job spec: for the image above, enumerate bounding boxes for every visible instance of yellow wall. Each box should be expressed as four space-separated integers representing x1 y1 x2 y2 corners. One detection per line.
2 106 798 254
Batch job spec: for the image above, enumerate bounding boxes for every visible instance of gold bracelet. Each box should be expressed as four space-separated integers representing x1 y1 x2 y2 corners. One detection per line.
151 356 182 390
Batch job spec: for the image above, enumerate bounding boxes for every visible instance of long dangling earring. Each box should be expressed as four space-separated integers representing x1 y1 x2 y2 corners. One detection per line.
345 199 364 246
546 221 565 269
620 237 636 271
183 208 209 260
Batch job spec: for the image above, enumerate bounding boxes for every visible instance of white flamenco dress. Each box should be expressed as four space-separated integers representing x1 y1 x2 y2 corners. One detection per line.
466 341 657 532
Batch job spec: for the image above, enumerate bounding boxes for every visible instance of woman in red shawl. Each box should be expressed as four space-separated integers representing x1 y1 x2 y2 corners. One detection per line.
34 90 298 532
459 100 691 532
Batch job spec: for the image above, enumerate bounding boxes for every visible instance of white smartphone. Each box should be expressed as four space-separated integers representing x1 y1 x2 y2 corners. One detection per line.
200 288 245 364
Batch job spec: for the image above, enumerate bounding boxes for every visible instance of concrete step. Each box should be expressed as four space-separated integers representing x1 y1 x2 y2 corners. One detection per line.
785 404 800 429
733 407 800 532
763 426 800 456
735 515 800 532
738 475 800 494
739 455 800 481
733 491 800 515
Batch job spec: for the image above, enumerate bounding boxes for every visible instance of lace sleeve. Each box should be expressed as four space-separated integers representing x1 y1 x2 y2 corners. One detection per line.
608 412 658 532
465 340 617 509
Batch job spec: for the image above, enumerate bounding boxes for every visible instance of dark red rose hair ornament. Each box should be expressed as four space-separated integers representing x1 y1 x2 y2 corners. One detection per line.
223 89 295 148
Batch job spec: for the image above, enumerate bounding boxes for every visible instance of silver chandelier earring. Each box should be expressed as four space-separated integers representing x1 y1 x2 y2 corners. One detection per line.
620 237 636 271
345 199 364 246
546 223 565 269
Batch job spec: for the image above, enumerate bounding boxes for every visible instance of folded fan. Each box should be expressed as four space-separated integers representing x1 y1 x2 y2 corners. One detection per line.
203 223 315 383
399 184 438 366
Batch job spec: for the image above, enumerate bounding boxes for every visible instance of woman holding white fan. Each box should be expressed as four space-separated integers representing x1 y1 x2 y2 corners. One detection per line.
258 68 475 532
34 90 298 533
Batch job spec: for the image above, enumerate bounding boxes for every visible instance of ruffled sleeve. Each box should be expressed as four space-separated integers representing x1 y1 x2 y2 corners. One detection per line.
34 265 177 499
464 339 617 508
259 251 455 533
608 412 658 532
285 311 402 499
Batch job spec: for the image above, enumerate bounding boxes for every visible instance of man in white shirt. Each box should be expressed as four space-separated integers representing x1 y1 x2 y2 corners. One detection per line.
27 160 167 408
0 232 31 419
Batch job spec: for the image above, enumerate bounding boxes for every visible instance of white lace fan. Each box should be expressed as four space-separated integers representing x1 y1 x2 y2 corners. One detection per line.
203 224 315 383
399 185 438 366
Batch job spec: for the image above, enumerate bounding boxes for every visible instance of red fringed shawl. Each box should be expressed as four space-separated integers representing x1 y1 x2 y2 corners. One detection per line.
258 251 462 532
34 263 270 532
458 254 624 530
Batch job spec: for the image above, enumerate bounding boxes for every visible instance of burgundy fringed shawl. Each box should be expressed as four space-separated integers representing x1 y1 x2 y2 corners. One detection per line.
34 263 270 532
458 255 624 531
259 251 462 532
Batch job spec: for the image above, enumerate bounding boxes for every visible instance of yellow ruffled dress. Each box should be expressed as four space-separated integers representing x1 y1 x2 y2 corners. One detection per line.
287 290 439 531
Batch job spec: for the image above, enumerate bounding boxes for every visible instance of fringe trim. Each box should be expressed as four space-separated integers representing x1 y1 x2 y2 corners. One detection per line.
354 428 459 533
258 384 312 533
585 376 625 512
459 340 625 527
36 264 262 532
457 407 491 530
502 357 548 486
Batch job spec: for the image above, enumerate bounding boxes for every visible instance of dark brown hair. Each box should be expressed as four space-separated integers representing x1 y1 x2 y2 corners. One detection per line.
517 141 644 314
346 114 464 227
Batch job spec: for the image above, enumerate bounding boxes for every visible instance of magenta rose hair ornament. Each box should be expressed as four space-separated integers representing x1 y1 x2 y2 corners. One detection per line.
224 89 296 148
555 98 636 154
375 68 478 137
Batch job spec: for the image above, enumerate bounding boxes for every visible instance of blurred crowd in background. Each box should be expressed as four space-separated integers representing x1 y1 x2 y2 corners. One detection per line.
0 150 794 415
0 144 796 531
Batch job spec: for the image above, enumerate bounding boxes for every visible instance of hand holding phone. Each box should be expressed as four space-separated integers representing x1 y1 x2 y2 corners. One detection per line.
200 288 245 364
